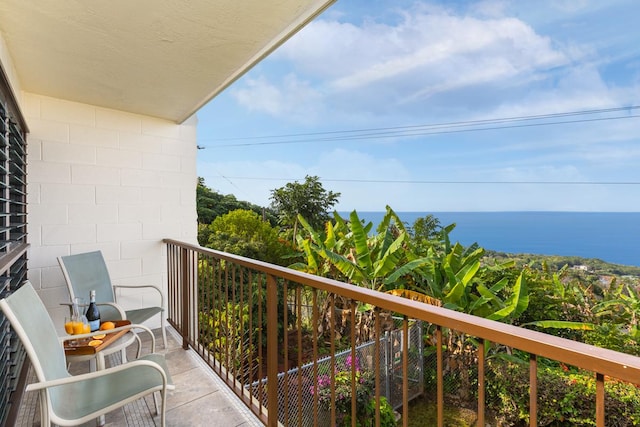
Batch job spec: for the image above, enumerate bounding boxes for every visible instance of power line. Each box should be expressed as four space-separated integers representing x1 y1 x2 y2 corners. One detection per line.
199 106 640 148
209 176 640 185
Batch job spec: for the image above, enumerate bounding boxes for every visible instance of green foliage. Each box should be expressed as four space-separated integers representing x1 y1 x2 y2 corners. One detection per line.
406 399 477 426
197 258 295 378
485 250 640 277
487 359 640 426
269 175 340 231
377 397 398 427
407 214 442 251
313 354 396 427
583 324 640 355
292 207 431 291
292 207 527 323
198 302 256 382
203 209 291 266
197 177 277 227
396 222 526 322
517 264 598 342
518 262 640 354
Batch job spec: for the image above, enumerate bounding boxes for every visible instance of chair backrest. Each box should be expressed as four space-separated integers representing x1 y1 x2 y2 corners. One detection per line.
0 282 70 406
58 251 120 320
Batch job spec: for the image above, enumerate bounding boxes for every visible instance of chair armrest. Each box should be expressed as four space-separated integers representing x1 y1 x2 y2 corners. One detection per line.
112 284 164 310
59 323 157 353
25 358 170 392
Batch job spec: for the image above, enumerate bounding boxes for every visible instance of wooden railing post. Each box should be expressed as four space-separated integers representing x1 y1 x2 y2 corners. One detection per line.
181 247 190 350
266 274 278 427
530 354 537 427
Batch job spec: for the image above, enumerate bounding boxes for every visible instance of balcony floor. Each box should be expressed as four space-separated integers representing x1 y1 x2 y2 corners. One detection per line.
15 326 263 427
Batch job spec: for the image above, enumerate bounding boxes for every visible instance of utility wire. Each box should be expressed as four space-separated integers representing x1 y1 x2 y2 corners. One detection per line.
199 106 640 148
209 176 640 185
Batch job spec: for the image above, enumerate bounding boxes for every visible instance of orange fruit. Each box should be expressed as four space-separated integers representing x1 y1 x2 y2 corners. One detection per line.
99 321 116 331
88 339 103 347
92 334 106 340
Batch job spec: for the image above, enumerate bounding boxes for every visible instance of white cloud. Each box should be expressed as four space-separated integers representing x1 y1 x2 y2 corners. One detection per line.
231 74 323 122
327 15 566 94
228 2 606 128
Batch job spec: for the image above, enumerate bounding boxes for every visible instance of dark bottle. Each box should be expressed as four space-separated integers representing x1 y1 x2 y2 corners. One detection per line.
86 290 101 332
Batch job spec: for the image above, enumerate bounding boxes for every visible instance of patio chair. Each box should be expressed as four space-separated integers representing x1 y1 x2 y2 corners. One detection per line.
0 281 174 426
58 250 167 349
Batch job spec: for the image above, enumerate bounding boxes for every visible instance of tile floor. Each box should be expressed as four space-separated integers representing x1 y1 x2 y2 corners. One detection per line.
15 327 263 427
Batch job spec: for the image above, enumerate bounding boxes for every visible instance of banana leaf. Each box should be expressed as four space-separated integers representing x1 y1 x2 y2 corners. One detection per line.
471 280 507 313
373 232 406 278
320 249 365 284
386 289 442 306
383 256 433 285
487 273 528 321
459 261 480 286
350 210 373 272
522 320 595 330
324 221 336 249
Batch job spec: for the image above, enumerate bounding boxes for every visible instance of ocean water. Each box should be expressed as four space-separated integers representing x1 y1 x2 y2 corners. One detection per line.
340 212 640 267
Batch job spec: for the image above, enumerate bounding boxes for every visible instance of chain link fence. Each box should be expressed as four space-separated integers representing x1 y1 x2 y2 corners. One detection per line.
249 319 423 426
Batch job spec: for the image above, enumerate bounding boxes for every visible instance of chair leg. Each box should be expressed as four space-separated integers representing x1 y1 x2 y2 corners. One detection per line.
152 391 160 415
161 315 167 349
134 332 142 358
159 388 167 427
39 391 50 426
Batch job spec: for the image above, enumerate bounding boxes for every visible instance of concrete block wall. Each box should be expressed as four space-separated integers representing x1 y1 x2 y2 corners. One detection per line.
23 93 199 332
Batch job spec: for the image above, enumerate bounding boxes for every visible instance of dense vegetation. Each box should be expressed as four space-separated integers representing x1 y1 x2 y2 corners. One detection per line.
196 177 640 426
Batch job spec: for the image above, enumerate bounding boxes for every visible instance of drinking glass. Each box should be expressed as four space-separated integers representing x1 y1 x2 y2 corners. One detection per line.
64 316 75 335
80 314 90 335
64 304 89 345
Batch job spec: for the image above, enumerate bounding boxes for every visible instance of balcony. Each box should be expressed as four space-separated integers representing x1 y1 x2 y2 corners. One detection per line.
162 239 640 427
16 239 640 426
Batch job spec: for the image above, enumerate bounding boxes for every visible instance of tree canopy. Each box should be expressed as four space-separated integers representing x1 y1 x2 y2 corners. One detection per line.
203 209 290 266
269 175 340 231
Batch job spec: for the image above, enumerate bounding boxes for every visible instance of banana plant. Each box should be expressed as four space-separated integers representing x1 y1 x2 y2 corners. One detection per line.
291 206 432 291
386 224 526 321
593 282 640 338
292 206 527 323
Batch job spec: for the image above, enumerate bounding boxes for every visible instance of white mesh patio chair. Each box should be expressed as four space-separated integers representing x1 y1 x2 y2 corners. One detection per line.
0 281 174 426
58 250 167 349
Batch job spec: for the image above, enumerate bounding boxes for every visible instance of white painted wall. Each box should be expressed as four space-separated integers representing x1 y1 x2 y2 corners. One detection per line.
23 93 199 333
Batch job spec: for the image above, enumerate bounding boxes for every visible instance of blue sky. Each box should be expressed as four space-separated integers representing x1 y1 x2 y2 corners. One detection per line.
196 0 640 212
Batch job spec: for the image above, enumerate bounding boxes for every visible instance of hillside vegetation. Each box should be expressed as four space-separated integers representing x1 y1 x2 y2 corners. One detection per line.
485 250 640 279
197 178 640 425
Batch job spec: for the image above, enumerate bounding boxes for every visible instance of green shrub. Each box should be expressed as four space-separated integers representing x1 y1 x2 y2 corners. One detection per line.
377 397 397 427
487 359 640 426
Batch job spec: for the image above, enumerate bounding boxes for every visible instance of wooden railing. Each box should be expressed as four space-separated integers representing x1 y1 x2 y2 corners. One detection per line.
164 239 640 427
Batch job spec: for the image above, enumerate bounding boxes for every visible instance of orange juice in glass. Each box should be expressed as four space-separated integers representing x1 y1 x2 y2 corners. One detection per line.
72 320 84 335
64 317 75 335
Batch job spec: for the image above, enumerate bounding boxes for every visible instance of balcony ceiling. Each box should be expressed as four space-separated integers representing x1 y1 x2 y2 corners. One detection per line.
0 0 335 123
